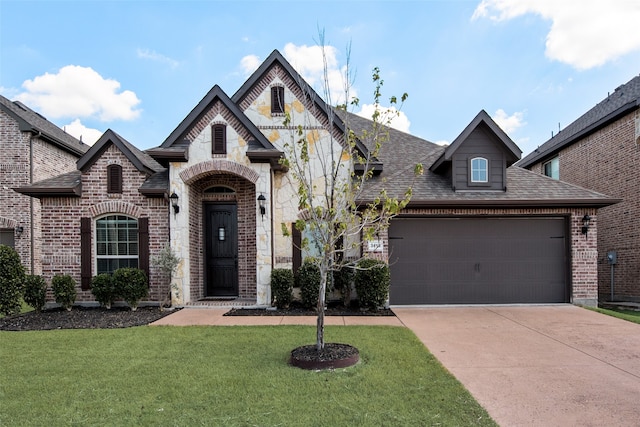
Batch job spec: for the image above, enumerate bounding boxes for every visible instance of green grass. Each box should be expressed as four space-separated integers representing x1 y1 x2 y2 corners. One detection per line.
587 306 640 324
0 325 495 426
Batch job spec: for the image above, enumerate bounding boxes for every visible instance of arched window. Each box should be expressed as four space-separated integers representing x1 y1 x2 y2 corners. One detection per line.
107 164 122 193
470 157 488 183
95 215 138 275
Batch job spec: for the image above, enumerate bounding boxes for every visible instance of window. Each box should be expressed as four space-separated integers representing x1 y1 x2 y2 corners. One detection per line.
107 164 122 193
212 124 226 154
470 157 488 183
95 215 138 275
543 157 559 180
0 229 15 248
271 86 284 114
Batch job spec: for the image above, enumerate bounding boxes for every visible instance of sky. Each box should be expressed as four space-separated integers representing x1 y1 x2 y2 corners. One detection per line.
1 0 639 158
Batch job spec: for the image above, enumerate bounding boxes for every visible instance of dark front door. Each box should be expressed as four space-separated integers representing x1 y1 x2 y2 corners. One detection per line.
205 204 238 297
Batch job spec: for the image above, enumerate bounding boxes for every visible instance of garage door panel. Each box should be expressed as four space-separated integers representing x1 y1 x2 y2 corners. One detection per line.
389 218 568 305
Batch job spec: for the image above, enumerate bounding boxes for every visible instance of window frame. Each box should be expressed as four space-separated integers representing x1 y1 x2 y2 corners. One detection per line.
212 124 227 154
0 228 15 248
543 157 559 180
107 164 123 194
271 85 285 114
470 157 489 183
95 215 139 275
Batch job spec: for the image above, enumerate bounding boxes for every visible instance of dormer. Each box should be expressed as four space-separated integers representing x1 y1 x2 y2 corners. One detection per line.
430 110 521 191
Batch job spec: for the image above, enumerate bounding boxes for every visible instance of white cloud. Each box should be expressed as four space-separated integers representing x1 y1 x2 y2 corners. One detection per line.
16 65 141 122
137 48 179 69
472 0 640 70
62 119 103 146
240 54 261 75
492 108 526 134
356 104 411 134
434 140 450 146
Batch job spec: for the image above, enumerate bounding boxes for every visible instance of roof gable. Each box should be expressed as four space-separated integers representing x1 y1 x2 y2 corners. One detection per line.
430 110 521 173
0 94 89 157
77 129 164 175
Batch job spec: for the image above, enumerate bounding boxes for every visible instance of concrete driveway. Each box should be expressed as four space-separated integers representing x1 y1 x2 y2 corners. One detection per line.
393 305 640 427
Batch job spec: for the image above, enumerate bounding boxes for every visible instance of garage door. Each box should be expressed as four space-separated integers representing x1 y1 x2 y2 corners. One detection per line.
388 217 568 305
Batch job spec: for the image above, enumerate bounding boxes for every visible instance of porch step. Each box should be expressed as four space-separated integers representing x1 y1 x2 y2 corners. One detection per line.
185 298 265 309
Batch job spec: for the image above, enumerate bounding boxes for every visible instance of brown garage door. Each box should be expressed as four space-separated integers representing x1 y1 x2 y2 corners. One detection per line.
388 217 569 305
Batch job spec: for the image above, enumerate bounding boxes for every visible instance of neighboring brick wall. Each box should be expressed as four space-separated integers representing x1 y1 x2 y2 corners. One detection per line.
529 110 640 301
40 144 170 303
0 109 80 274
374 207 599 305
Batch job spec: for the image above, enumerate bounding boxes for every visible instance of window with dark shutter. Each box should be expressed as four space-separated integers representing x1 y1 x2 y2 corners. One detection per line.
212 124 226 154
81 217 92 290
271 86 284 114
292 223 301 273
107 165 122 193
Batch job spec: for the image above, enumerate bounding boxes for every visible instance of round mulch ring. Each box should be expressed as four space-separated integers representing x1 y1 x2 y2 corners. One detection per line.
290 343 359 370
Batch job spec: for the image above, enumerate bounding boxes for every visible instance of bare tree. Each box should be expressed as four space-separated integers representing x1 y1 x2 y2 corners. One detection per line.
281 38 423 351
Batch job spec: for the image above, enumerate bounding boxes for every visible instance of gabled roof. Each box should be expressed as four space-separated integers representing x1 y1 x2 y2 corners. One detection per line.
0 94 89 157
430 109 521 173
519 73 640 168
232 50 377 170
78 129 164 175
14 170 82 198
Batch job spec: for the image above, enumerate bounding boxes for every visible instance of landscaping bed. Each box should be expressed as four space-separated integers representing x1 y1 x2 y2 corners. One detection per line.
225 300 394 317
0 306 177 331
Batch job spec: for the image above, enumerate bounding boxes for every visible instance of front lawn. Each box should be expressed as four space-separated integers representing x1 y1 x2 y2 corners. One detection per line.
0 325 495 426
588 306 640 324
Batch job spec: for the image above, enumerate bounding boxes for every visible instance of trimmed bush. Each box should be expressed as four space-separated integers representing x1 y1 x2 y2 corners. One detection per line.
333 266 354 306
296 260 322 309
91 274 117 309
113 268 148 311
0 244 25 316
355 258 390 310
51 274 77 311
270 268 294 309
23 275 47 311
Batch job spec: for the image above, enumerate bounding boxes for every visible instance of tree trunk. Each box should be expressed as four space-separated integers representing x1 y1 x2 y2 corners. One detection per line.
316 266 328 351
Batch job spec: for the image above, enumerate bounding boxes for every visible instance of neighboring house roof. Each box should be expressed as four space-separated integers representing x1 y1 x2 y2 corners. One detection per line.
0 94 89 157
430 109 521 173
14 170 82 197
519 73 640 168
352 112 618 208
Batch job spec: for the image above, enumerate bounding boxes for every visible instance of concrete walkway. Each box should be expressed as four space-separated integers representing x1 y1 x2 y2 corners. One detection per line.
152 305 640 426
393 305 640 427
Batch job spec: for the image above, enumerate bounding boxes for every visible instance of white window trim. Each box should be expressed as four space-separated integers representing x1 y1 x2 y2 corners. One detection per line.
470 157 489 183
94 214 139 275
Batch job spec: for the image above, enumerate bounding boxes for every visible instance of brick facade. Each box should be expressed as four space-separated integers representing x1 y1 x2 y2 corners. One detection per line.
529 110 640 301
0 108 82 274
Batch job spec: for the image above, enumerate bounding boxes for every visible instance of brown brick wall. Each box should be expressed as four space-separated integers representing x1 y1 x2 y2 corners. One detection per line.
0 109 80 275
40 144 170 303
529 110 640 301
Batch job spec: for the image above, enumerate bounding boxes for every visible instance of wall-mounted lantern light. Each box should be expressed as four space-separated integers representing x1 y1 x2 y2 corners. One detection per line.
257 194 267 219
170 192 180 214
218 226 226 241
15 226 24 237
581 214 591 236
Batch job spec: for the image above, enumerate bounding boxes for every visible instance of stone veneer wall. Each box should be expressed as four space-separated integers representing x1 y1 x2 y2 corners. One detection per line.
529 110 640 301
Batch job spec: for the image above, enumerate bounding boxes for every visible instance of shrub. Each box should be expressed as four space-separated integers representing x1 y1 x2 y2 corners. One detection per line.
0 244 25 316
333 266 354 306
113 268 148 311
271 268 294 309
355 258 390 310
91 274 117 309
23 275 47 311
296 259 322 309
51 274 77 311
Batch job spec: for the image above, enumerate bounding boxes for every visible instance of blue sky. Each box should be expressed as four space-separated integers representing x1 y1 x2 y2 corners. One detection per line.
1 0 639 157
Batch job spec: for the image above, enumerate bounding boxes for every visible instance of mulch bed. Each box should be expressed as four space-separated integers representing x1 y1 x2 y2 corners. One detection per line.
225 301 395 317
0 306 179 331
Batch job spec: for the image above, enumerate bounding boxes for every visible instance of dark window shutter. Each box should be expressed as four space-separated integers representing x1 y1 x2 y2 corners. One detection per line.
271 86 284 114
80 217 92 290
292 223 301 274
107 165 122 193
212 125 226 154
138 217 149 284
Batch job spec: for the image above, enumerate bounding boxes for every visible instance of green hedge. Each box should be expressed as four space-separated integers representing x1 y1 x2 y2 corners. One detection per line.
51 274 77 311
0 245 25 316
355 258 390 310
270 268 294 309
